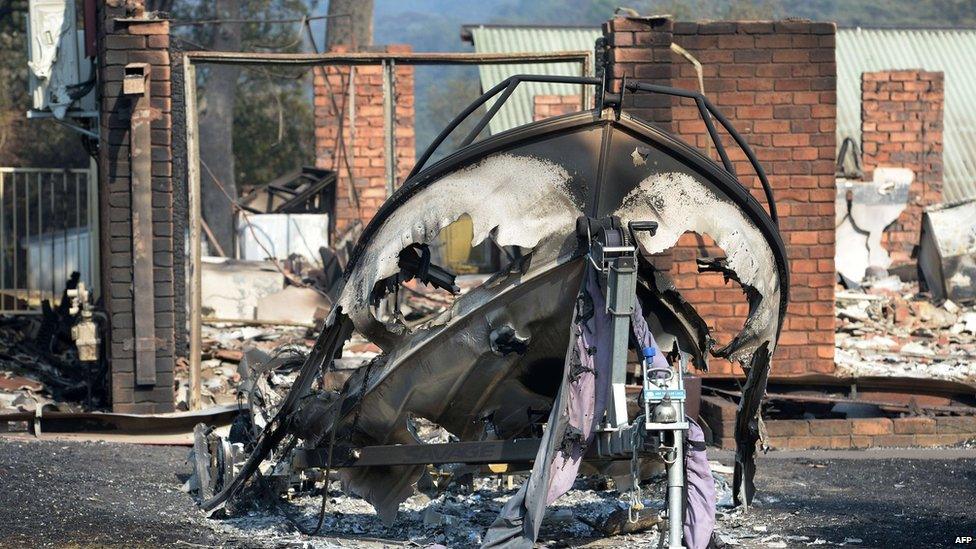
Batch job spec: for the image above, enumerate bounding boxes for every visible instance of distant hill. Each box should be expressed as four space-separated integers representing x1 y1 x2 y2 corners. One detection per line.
366 0 976 159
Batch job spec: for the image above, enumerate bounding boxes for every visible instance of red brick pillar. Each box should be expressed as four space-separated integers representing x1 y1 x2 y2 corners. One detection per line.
861 70 944 266
602 15 673 129
97 5 177 412
313 46 415 233
603 19 837 376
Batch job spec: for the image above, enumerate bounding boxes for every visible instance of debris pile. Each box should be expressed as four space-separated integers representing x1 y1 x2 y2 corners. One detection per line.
174 274 475 410
175 323 317 410
835 277 976 382
196 459 871 548
0 314 98 413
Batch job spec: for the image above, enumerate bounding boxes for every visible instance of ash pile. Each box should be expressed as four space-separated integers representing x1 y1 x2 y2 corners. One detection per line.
187 407 729 548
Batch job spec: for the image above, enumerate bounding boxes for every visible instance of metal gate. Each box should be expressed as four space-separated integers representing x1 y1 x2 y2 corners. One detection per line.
0 167 98 313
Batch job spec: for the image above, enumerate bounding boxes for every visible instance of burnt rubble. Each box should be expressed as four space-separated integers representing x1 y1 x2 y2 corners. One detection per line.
835 277 976 383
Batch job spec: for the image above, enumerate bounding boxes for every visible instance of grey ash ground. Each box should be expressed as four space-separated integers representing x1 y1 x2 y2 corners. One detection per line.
0 438 973 548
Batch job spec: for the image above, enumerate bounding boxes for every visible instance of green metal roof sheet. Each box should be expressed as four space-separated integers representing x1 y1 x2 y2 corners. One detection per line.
466 25 600 135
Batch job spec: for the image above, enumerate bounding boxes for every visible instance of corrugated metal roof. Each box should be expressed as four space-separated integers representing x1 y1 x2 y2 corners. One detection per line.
466 26 600 135
468 25 976 204
837 28 976 204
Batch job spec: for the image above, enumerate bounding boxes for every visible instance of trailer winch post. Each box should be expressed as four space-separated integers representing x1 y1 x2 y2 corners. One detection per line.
582 215 688 549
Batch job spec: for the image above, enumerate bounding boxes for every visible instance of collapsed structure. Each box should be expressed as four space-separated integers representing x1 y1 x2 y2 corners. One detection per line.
194 75 789 548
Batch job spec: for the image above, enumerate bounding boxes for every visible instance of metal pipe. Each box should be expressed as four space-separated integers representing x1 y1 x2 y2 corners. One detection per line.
184 50 590 67
459 80 517 148
410 75 601 179
667 431 685 549
61 173 67 295
25 174 30 308
696 97 735 175
87 157 99 298
625 81 779 225
75 172 80 287
12 173 17 311
704 98 778 224
1 171 5 302
52 173 57 300
581 52 591 111
37 173 42 305
382 60 396 195
408 78 513 181
184 58 203 411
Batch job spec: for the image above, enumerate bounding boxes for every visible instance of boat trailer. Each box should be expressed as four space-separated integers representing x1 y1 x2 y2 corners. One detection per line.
194 74 790 549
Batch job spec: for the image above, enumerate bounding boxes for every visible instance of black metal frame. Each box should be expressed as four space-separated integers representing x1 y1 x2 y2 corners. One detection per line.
292 436 662 469
239 167 337 215
410 74 779 225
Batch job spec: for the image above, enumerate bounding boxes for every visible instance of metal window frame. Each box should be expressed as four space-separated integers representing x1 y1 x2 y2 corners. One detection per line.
181 49 591 410
0 166 98 314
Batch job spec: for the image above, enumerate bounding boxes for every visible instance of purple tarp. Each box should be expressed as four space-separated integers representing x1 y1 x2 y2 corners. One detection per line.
482 265 716 548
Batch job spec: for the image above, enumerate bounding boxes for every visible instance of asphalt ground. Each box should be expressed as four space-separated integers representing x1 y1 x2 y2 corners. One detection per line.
0 437 973 548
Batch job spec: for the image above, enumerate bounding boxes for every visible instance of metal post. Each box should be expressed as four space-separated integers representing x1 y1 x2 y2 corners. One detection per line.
37 173 43 305
1 171 5 305
87 158 99 298
606 253 637 427
581 55 590 111
382 59 397 196
49 173 55 300
667 431 685 549
25 174 30 309
60 172 65 296
184 58 203 410
12 173 18 311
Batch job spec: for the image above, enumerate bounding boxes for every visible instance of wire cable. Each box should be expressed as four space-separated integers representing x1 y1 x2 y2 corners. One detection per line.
171 13 349 27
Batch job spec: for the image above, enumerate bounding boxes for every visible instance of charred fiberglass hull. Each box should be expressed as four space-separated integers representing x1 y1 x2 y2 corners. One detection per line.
288 106 790 520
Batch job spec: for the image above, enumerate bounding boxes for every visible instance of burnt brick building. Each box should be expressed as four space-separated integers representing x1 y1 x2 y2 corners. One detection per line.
603 16 837 375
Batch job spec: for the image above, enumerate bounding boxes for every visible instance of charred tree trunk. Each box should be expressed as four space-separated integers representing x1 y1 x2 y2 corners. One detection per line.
197 0 241 255
145 0 174 14
325 0 373 49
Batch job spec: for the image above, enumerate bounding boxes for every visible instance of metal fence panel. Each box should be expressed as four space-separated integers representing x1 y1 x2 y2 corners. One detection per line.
0 167 98 313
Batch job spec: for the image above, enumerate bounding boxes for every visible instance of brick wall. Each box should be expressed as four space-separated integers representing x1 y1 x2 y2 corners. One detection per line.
313 46 415 233
703 396 976 449
603 17 837 376
97 6 177 413
862 70 944 266
532 94 583 121
602 16 674 128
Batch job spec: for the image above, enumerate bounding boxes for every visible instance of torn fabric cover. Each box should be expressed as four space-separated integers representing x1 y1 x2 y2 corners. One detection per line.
684 420 717 549
483 265 609 547
256 106 789 539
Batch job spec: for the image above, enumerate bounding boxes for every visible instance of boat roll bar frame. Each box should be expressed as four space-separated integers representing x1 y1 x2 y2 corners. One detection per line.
410 74 779 226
